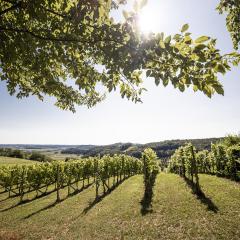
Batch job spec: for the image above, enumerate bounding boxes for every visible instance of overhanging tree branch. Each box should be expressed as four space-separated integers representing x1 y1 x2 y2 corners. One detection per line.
0 2 21 16
0 25 138 51
0 0 239 111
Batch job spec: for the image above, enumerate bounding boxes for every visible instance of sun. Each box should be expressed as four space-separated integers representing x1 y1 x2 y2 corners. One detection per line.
137 7 161 34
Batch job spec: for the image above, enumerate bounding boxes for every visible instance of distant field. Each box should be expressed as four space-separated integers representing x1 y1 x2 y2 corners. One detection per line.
0 157 38 165
26 149 81 161
42 151 81 161
0 174 239 240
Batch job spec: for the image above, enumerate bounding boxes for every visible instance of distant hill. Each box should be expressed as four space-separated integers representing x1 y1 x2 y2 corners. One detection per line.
0 138 222 160
61 138 222 159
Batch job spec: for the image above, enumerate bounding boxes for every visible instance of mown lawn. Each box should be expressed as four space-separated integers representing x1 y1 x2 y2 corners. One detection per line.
0 157 39 165
0 173 239 240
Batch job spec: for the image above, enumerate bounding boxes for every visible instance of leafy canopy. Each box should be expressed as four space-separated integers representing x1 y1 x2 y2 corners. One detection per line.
217 0 240 50
0 0 240 112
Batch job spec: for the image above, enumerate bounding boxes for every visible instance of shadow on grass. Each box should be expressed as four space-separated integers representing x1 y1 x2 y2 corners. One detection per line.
23 199 63 219
0 185 52 204
184 177 219 213
23 183 93 219
68 182 94 198
140 173 158 215
1 183 93 214
0 197 9 203
0 189 57 213
0 189 7 194
82 177 129 215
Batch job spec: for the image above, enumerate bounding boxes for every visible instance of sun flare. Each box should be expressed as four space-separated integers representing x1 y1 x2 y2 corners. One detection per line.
138 7 162 34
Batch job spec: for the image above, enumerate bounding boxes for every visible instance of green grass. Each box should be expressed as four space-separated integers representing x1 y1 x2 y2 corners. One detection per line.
0 157 39 165
33 149 81 161
47 153 81 161
38 150 79 161
0 174 240 240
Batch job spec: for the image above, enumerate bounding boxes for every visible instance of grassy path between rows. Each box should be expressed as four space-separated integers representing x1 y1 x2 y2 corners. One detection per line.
0 173 240 240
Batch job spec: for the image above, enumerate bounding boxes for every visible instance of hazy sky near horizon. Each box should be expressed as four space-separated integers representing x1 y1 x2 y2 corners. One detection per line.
0 0 240 145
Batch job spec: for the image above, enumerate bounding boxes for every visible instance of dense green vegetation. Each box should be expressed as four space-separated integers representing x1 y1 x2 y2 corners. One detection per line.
141 148 159 214
0 148 52 162
168 135 240 181
1 1 240 111
0 173 239 240
217 0 240 50
0 154 143 203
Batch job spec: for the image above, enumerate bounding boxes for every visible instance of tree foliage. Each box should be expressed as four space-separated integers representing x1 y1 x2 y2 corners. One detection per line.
0 0 240 111
0 147 51 162
217 0 240 50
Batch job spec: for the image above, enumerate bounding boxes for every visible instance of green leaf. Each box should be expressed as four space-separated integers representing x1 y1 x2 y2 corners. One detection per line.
184 35 192 45
178 84 185 92
155 78 160 86
159 40 165 49
98 6 105 18
162 78 169 87
215 64 226 74
194 44 207 52
181 24 189 33
146 70 151 77
195 36 210 44
213 84 224 95
203 86 213 98
193 85 198 92
173 34 181 41
164 35 171 44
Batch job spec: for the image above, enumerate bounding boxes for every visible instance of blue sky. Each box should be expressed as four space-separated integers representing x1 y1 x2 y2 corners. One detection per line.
0 0 239 144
